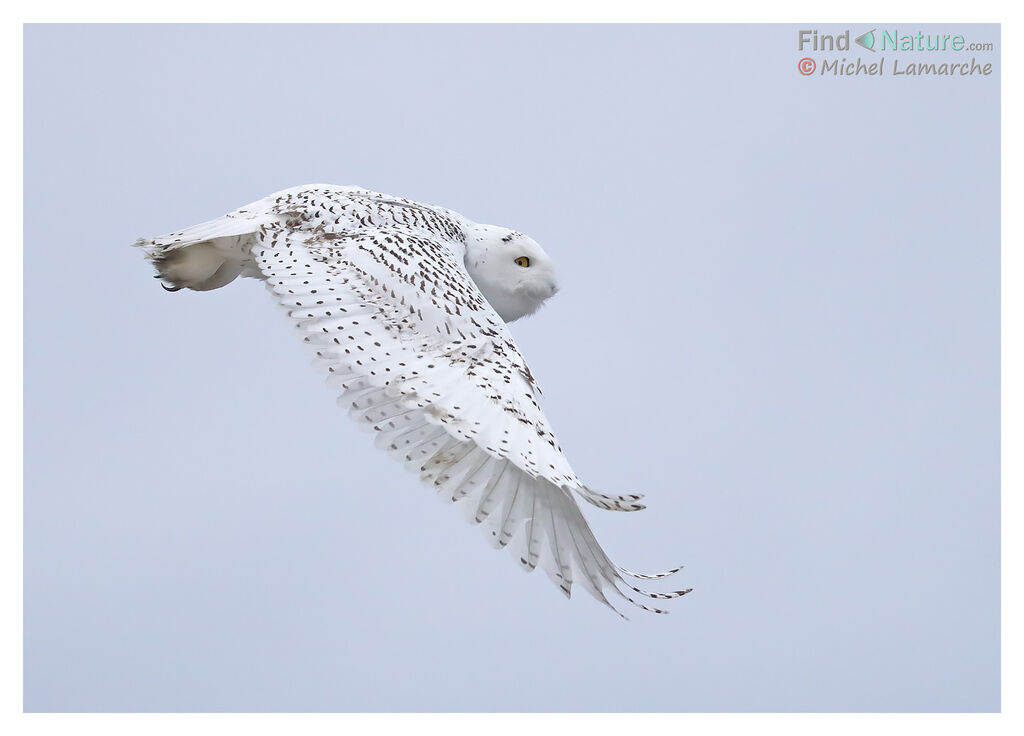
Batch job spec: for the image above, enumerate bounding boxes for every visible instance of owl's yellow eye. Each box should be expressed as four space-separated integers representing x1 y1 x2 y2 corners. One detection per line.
515 256 530 268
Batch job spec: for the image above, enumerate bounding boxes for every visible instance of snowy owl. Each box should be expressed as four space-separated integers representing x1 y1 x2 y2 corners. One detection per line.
134 184 690 616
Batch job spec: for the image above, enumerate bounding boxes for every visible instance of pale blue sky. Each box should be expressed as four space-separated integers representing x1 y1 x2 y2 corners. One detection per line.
24 24 999 712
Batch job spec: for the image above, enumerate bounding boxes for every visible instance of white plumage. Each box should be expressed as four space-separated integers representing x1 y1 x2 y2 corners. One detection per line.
134 184 689 616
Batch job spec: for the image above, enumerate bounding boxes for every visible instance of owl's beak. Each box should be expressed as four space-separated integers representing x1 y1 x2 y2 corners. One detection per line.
520 280 559 301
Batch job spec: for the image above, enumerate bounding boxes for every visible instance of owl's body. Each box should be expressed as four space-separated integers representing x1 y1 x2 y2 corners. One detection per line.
135 184 689 616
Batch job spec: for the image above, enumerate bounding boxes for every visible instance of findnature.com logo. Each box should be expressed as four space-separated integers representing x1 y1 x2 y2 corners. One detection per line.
796 28 995 77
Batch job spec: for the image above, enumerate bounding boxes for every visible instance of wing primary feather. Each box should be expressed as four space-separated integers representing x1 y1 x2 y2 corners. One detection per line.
558 505 621 614
575 486 646 512
495 469 529 548
381 421 442 458
401 432 452 472
546 497 574 598
436 449 492 503
420 439 476 486
524 495 545 571
616 565 685 580
416 436 464 479
473 462 512 524
374 418 427 453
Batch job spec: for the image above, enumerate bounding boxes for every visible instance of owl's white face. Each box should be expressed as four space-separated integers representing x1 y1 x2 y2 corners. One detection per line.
464 225 560 323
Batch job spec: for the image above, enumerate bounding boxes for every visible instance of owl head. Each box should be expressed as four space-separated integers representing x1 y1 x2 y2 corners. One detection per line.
464 225 560 323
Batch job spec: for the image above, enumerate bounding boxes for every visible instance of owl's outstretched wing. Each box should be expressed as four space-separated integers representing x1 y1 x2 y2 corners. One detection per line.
137 186 689 616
